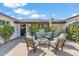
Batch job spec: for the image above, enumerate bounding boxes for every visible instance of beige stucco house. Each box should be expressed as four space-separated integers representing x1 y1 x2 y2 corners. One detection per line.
0 12 79 40
66 15 79 24
0 12 20 39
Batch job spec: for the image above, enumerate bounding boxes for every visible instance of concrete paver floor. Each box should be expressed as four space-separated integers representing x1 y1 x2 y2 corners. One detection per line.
0 37 79 56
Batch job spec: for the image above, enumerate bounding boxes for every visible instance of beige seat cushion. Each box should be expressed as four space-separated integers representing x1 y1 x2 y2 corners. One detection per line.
50 37 59 48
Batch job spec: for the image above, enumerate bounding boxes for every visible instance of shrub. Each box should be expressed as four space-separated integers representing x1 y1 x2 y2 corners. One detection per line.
28 24 54 35
29 24 39 35
66 24 79 43
0 25 14 41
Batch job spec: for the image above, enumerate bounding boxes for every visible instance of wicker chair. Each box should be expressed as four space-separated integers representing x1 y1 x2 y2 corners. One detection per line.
58 34 67 51
25 35 39 53
49 37 60 54
49 34 67 54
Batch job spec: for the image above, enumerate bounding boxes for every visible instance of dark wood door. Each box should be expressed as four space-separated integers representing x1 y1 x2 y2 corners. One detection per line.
20 24 26 36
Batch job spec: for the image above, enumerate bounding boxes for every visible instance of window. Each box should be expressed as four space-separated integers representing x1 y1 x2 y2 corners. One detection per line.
6 22 10 25
0 19 10 25
0 20 5 25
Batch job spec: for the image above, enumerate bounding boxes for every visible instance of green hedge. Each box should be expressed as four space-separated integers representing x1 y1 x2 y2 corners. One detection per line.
66 24 79 43
0 25 14 41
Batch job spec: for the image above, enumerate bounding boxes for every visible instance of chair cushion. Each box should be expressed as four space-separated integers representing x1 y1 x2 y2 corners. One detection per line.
35 32 46 37
50 37 59 48
26 35 35 42
58 34 67 47
36 36 42 38
45 32 53 39
58 33 67 40
26 35 39 47
35 41 39 47
26 35 33 39
45 36 51 38
46 32 53 36
26 32 31 36
36 32 41 36
49 33 67 48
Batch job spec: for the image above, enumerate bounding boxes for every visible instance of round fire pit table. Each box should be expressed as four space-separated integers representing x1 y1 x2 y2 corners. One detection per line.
37 37 49 49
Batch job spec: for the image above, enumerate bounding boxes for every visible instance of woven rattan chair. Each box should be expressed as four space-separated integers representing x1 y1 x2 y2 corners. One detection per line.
49 34 67 54
25 35 39 53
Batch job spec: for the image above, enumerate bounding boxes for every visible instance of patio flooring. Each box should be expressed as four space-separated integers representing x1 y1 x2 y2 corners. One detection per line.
0 36 79 56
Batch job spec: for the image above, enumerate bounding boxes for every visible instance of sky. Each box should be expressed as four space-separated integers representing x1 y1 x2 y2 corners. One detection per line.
0 3 79 20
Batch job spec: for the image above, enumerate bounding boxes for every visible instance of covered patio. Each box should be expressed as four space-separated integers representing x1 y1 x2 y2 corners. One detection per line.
14 20 66 36
0 36 79 56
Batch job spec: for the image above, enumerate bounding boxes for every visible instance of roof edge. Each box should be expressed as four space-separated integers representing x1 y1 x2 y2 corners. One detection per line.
0 12 17 20
65 15 79 20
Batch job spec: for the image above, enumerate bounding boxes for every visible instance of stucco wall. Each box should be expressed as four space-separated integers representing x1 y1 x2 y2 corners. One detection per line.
0 14 20 40
63 16 79 29
10 22 20 39
0 15 14 22
66 16 79 25
25 23 65 32
52 23 65 31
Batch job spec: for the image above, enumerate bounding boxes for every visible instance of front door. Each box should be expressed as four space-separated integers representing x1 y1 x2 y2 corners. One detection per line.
20 24 26 36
